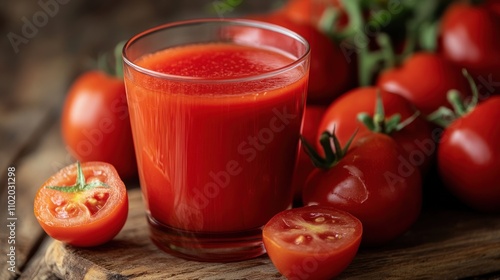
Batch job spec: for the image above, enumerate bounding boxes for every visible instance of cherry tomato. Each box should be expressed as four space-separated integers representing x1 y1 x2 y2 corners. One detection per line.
439 2 500 97
61 71 137 179
34 162 128 247
317 87 435 174
292 105 327 201
279 0 348 28
303 132 422 246
249 14 353 104
438 96 500 213
377 52 471 116
263 205 362 279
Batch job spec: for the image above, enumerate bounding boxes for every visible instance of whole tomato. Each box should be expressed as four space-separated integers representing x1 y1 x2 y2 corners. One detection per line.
279 0 348 28
303 132 422 246
292 105 327 201
438 96 500 213
377 52 471 116
61 71 137 179
317 87 435 174
249 14 353 104
439 2 500 97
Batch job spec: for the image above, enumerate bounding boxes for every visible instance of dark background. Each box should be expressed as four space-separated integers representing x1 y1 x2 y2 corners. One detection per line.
0 0 284 113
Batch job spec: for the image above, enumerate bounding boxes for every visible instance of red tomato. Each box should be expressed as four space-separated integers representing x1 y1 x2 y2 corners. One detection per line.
377 52 471 116
486 0 500 15
303 132 422 246
439 2 500 97
249 14 353 104
263 205 362 279
61 71 137 179
34 162 128 247
292 105 327 201
438 96 500 213
317 87 435 174
279 0 348 28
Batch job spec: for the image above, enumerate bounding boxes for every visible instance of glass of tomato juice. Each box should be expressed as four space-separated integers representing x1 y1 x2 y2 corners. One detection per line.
122 19 310 262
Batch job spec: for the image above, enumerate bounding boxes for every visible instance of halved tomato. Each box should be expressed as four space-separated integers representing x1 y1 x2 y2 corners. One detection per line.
34 162 128 247
263 206 362 279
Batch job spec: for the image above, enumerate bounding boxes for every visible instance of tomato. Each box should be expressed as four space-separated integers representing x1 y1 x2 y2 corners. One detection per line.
34 162 128 247
292 105 327 201
279 0 348 28
317 87 435 174
263 205 362 279
248 14 353 104
377 52 471 116
438 96 500 213
61 71 137 179
303 132 422 246
439 2 500 97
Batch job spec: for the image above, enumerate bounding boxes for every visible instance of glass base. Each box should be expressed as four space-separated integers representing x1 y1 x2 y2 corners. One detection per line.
147 215 266 262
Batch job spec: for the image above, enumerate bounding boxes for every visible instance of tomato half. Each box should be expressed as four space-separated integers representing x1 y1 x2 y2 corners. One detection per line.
263 205 362 279
61 71 137 179
303 132 422 246
438 96 500 213
34 162 128 247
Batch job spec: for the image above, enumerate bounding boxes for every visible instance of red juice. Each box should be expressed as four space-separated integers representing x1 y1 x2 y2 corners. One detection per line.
125 42 308 233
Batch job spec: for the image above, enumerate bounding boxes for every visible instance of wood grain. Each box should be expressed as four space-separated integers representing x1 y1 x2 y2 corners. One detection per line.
39 188 500 280
43 190 284 280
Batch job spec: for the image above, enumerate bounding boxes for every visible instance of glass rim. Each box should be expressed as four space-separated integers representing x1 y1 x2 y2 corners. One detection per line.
122 18 311 83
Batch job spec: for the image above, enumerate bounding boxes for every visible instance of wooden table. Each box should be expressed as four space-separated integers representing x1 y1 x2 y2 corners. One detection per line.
1 1 500 279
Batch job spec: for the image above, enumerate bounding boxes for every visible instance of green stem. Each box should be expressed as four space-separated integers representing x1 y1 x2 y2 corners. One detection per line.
335 0 365 40
46 162 108 193
357 90 420 134
301 130 357 170
114 41 125 79
448 90 467 116
396 111 420 131
373 90 386 132
376 33 397 69
426 68 481 127
426 106 456 128
462 68 479 109
318 6 341 36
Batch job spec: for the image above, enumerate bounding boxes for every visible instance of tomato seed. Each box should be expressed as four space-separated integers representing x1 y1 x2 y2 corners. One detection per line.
315 216 325 223
96 192 105 200
294 235 305 245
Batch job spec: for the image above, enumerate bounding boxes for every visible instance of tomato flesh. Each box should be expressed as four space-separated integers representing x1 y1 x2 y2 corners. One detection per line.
34 162 128 247
263 206 362 279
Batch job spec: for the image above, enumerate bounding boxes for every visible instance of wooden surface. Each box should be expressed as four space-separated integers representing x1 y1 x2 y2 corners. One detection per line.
1 1 500 279
20 188 500 280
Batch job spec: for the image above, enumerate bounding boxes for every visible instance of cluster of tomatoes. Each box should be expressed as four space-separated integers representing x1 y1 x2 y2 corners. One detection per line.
32 0 499 279
259 0 500 278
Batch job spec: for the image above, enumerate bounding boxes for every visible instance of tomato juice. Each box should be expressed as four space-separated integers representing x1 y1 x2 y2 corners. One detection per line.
125 42 308 233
